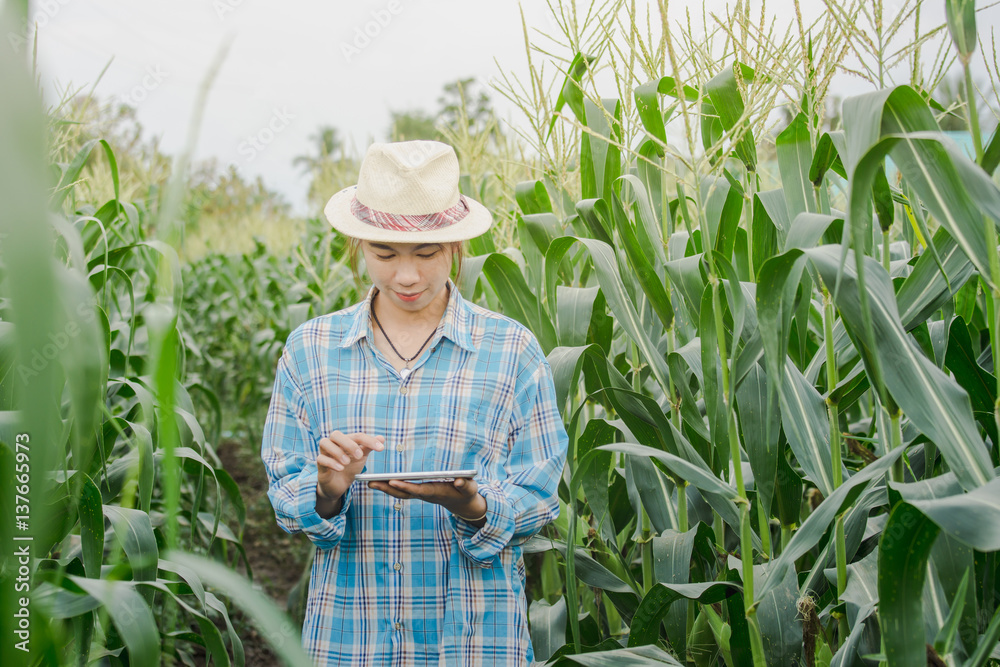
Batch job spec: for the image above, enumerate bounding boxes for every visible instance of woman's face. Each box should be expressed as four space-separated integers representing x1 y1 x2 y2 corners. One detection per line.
361 241 457 315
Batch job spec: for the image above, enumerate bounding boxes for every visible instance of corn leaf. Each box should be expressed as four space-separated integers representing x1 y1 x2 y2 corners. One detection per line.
545 237 672 396
481 252 558 353
945 0 977 59
705 62 757 172
755 445 908 601
778 361 837 497
808 245 994 490
878 502 940 667
68 577 160 667
559 644 685 666
896 229 976 329
529 597 567 663
515 179 554 215
627 581 741 647
78 474 103 579
103 506 158 584
735 363 779 513
906 477 1000 551
165 551 315 667
776 114 815 220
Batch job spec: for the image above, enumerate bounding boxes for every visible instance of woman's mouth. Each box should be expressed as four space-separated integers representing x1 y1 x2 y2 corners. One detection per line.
395 291 422 302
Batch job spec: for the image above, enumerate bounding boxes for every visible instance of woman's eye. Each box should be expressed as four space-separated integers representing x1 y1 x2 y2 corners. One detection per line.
418 252 438 259
376 255 394 260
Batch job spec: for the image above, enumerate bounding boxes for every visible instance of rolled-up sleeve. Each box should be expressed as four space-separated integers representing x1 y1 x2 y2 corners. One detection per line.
452 344 568 566
261 344 352 550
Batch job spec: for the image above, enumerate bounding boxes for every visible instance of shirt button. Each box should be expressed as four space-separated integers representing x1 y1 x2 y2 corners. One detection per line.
394 501 402 511
395 622 403 631
393 561 402 572
399 386 408 395
396 444 404 453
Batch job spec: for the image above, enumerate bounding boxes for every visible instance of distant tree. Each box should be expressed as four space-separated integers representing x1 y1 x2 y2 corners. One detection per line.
293 126 343 174
438 77 498 137
181 159 299 259
291 124 360 210
300 78 508 212
304 156 361 210
384 79 498 143
54 93 296 257
54 94 174 206
388 109 440 141
189 161 290 222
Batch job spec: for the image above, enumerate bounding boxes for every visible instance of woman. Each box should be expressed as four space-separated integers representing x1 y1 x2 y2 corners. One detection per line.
261 140 569 665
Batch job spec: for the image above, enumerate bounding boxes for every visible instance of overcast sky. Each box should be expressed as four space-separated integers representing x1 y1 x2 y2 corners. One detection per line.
14 0 1000 215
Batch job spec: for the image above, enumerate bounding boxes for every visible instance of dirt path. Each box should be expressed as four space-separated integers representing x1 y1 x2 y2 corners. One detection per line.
216 438 314 666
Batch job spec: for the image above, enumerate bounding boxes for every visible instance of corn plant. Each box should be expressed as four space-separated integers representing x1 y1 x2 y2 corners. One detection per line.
474 1 1000 665
0 15 313 665
181 218 358 443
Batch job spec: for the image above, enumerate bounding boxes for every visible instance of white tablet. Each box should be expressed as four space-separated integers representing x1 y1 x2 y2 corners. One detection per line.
355 469 478 482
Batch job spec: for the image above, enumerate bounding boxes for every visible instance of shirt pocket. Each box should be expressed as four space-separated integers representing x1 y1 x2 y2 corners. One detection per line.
425 405 507 477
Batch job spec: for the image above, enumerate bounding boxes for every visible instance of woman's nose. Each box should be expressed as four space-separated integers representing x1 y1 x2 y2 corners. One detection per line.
395 258 419 285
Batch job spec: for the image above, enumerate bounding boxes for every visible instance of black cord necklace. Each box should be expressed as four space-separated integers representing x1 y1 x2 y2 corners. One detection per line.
370 294 437 379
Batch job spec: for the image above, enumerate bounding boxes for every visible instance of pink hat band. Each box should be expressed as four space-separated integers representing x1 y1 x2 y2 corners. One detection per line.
350 194 470 233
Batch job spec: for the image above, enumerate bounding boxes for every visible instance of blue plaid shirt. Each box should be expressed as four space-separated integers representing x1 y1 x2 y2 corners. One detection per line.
261 283 568 666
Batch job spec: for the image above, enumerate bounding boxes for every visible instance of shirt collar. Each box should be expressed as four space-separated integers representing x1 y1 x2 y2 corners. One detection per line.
339 280 476 353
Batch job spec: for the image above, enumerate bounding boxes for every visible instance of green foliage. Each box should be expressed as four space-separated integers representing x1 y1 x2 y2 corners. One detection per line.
388 108 440 142
181 218 358 442
484 1 1000 665
6 2 1000 666
0 36 308 666
48 93 299 262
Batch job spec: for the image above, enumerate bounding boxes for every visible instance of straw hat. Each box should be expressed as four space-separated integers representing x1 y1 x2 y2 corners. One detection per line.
323 140 493 243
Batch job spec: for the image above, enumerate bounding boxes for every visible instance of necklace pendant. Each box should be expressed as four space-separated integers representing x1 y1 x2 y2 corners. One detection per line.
400 367 411 380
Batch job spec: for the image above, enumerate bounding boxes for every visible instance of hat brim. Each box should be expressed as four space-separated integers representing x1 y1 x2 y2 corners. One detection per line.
323 186 493 244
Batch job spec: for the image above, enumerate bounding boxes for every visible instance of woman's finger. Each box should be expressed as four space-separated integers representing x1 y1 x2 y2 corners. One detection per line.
388 480 423 494
329 430 364 462
317 453 344 472
349 432 386 455
388 482 420 499
319 435 351 465
368 481 412 499
452 478 477 496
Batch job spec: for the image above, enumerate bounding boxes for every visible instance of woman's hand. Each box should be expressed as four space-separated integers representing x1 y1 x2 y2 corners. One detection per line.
368 477 487 524
316 431 385 510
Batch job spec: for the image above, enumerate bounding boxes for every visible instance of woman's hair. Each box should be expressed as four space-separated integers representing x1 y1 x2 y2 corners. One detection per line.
346 238 464 286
